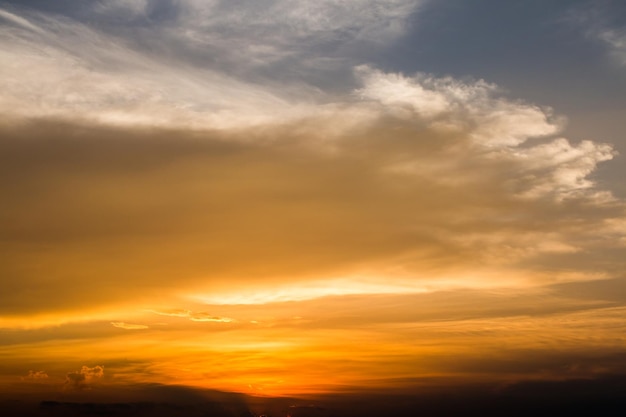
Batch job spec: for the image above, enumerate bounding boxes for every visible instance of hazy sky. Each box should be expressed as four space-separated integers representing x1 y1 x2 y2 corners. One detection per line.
1 0 626 406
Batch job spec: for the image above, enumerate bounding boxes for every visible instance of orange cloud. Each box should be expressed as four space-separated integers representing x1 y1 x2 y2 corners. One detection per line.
110 322 149 330
21 370 49 381
146 309 234 323
64 365 104 391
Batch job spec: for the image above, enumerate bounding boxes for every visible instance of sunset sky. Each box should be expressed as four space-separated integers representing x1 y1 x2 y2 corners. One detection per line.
1 0 626 414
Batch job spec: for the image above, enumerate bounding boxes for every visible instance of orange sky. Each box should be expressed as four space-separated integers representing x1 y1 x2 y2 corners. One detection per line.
1 0 626 408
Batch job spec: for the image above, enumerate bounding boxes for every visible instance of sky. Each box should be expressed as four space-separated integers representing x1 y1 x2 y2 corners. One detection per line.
1 0 626 415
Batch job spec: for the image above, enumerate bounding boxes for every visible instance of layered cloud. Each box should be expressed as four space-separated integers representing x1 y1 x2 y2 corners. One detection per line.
4 287 626 396
0 8 623 313
1 77 622 316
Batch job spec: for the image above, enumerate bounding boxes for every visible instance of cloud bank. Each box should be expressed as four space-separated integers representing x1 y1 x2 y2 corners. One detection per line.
1 77 622 315
0 20 623 313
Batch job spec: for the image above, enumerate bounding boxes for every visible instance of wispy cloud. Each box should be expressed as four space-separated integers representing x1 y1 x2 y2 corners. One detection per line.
0 1 423 130
188 313 234 323
0 8 44 33
565 1 626 67
146 310 234 323
110 321 149 330
597 28 626 66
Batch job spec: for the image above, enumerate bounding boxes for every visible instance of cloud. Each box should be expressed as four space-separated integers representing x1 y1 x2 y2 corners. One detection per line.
146 309 193 318
88 0 422 53
170 0 421 49
110 321 149 330
0 1 423 130
188 313 234 323
146 310 234 323
355 65 562 147
566 2 626 67
0 5 305 129
21 370 49 381
596 28 626 66
507 138 615 200
64 365 104 391
0 8 44 34
0 65 623 314
0 2 624 320
93 0 149 19
354 66 615 202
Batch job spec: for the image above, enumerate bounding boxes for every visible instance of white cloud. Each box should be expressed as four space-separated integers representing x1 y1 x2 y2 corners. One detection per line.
0 1 425 131
0 10 305 129
355 66 561 147
0 8 45 34
355 65 452 119
354 66 614 201
509 138 616 200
